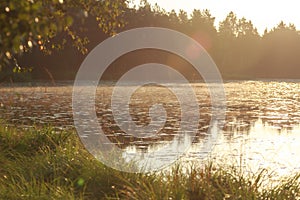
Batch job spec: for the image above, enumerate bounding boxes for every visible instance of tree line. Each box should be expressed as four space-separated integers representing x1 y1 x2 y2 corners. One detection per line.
2 0 300 81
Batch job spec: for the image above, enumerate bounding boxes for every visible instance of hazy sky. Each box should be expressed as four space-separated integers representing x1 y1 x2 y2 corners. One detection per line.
133 0 300 34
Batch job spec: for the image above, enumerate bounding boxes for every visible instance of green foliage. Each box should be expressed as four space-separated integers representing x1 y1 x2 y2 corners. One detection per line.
0 0 128 79
1 124 300 199
2 0 300 80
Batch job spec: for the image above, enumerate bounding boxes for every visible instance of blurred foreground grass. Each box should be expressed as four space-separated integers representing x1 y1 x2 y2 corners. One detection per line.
0 124 300 199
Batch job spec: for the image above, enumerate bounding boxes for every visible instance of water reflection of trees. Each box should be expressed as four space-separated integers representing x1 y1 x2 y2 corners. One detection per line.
0 82 300 152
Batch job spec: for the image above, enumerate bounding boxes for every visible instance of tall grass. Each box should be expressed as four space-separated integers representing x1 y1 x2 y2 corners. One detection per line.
0 124 300 199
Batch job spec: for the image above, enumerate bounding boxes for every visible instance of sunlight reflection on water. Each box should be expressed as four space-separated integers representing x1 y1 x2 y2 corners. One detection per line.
0 80 299 179
188 119 300 180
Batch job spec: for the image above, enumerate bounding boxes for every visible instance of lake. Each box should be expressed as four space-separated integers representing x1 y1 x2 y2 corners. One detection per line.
0 80 299 179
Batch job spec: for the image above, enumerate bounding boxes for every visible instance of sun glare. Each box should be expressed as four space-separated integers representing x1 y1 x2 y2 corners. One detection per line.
142 0 300 34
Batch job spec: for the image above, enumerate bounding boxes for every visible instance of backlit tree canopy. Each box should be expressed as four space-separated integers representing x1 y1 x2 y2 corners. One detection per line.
1 0 300 81
0 0 128 72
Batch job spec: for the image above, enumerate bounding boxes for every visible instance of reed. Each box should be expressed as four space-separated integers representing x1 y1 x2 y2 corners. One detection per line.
0 125 299 199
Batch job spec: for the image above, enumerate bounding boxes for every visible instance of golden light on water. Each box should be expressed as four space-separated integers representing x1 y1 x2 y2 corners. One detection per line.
0 79 299 179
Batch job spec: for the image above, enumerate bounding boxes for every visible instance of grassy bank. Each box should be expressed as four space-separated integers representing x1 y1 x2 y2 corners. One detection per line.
0 125 300 199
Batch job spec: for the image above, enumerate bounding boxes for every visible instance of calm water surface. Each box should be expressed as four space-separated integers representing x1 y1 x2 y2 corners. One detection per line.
0 80 299 179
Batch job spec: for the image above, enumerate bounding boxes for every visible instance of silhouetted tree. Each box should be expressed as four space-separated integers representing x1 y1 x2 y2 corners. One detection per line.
5 0 300 81
256 21 300 78
0 0 127 81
